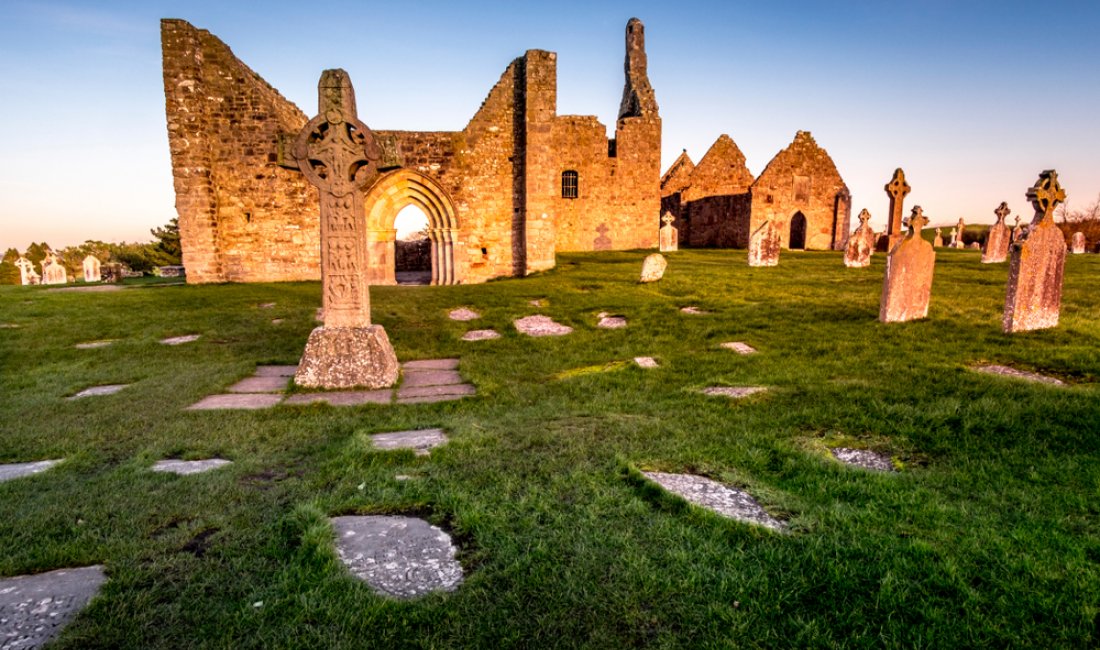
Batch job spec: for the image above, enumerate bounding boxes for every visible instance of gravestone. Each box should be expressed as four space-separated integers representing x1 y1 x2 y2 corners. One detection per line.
1011 215 1023 243
659 213 678 252
1003 170 1068 333
880 206 935 323
292 69 399 389
878 168 911 251
41 254 67 285
843 209 876 268
747 218 780 267
597 312 627 329
1071 231 1086 254
639 253 667 282
932 227 943 247
952 217 966 248
82 255 101 283
15 257 38 285
982 202 1011 263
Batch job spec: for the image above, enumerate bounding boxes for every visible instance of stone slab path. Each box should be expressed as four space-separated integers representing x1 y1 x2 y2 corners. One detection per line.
331 516 463 599
462 329 500 341
643 471 786 532
160 334 201 346
448 308 480 321
187 394 284 410
702 386 767 399
68 384 129 400
0 460 62 484
0 565 106 649
971 364 1064 386
829 448 895 472
370 429 448 456
514 315 573 337
284 390 392 407
152 459 232 475
227 376 290 393
721 342 757 355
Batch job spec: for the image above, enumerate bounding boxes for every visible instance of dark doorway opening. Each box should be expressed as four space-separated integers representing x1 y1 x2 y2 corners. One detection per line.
394 205 431 285
789 212 807 250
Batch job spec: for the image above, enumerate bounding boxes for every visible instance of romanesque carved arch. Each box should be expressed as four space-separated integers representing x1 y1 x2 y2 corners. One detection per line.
362 169 462 285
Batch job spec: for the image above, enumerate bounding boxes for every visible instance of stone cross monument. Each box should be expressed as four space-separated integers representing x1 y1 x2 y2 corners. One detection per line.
292 69 399 389
880 206 935 323
843 208 876 268
981 202 1011 263
15 257 38 285
933 227 943 247
659 213 678 252
880 168 911 251
41 253 67 285
1003 170 1067 333
952 217 966 248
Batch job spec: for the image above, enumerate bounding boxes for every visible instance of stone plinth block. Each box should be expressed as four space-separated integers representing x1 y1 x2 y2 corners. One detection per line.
879 220 935 323
748 220 780 267
639 253 667 282
295 326 399 390
1003 220 1066 333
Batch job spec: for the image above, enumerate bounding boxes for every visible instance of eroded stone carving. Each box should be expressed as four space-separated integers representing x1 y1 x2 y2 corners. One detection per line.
843 208 875 268
639 253 667 282
879 168 910 251
748 218 780 267
1003 170 1067 333
982 202 1011 263
880 206 935 323
659 213 678 252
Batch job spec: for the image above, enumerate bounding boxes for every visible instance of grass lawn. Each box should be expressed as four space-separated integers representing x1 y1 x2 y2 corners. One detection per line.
1 248 1099 648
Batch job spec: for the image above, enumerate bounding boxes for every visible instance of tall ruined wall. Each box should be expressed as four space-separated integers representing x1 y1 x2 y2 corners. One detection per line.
161 19 316 284
749 131 849 250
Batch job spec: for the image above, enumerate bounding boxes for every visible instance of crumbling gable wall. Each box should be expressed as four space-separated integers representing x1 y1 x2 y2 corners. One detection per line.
678 135 754 248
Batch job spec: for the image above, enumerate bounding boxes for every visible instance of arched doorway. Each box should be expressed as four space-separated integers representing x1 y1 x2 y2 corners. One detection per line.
393 205 431 285
789 212 807 250
363 169 462 285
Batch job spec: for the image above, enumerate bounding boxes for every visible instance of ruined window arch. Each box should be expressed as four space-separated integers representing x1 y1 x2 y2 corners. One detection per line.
562 170 579 199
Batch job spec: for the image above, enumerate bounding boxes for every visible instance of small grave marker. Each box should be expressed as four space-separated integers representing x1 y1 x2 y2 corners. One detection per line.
680 306 709 315
74 340 114 349
633 356 659 368
972 364 1064 386
186 394 283 410
597 312 627 329
514 315 573 337
331 515 463 599
639 253 667 282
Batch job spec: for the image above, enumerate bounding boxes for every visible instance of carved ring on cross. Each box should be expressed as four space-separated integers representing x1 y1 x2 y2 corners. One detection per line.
293 113 381 199
1027 170 1066 217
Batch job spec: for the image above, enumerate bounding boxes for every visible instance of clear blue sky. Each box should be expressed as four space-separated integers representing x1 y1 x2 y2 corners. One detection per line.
1 0 1098 252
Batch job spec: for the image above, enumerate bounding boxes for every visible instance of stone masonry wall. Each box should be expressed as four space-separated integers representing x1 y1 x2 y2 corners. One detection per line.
680 135 754 248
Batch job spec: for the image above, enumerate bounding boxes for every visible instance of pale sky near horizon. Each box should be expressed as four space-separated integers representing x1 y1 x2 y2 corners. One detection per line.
1 1 1098 253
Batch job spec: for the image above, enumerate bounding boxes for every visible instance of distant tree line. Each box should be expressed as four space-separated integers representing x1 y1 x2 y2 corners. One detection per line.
0 218 182 285
1056 194 1100 251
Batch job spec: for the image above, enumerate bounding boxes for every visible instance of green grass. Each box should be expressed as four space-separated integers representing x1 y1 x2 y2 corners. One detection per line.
2 247 1099 648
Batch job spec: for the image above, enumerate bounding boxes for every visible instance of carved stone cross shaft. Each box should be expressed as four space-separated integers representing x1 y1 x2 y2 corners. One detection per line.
884 168 911 237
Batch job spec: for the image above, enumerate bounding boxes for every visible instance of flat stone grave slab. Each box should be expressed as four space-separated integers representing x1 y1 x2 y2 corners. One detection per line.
284 390 392 407
404 359 459 371
187 394 283 410
702 386 768 399
971 364 1064 386
227 376 290 393
331 515 463 599
0 565 107 649
643 471 786 532
0 460 62 484
514 315 573 337
254 365 299 377
462 329 500 341
721 342 757 355
152 458 232 475
396 384 476 405
448 308 480 321
680 306 710 315
271 318 285 325
258 302 276 309
370 429 448 456
74 340 114 350
68 384 129 400
634 357 659 369
528 299 545 307
160 334 201 346
597 312 627 329
829 448 895 472
401 369 464 388
0 323 21 329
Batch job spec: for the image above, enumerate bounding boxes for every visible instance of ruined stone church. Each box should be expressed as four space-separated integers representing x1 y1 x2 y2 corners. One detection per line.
161 18 661 285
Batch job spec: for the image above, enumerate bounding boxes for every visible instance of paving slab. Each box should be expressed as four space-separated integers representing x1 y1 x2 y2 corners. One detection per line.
680 306 710 315
283 390 392 406
152 458 232 475
68 384 129 400
462 329 500 341
829 448 896 472
227 376 290 393
597 314 628 329
254 365 299 377
0 565 107 649
971 364 1064 386
0 460 62 484
74 340 114 350
701 386 768 399
514 315 573 337
397 384 476 400
370 429 448 456
403 359 460 371
448 308 480 321
643 471 786 532
401 369 464 388
634 357 659 368
160 334 201 346
331 515 463 599
721 342 757 354
186 394 283 410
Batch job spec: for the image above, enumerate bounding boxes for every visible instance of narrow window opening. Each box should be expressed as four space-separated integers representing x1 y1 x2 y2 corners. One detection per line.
561 170 579 199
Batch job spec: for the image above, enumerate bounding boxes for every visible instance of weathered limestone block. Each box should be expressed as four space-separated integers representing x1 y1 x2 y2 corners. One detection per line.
982 202 1011 263
639 253 667 282
82 255 101 282
1003 170 1067 333
880 207 935 323
1071 231 1086 254
748 219 780 267
659 213 678 252
843 208 875 268
932 228 943 247
295 326 399 389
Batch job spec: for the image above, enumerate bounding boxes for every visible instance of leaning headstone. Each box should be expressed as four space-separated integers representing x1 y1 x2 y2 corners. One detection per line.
0 566 107 649
947 227 958 248
41 254 67 285
1003 170 1068 333
843 209 876 268
292 70 399 389
878 168 911 251
747 219 780 267
659 213 678 252
1071 231 1086 254
642 471 786 532
952 218 966 248
82 255 101 283
639 253 667 282
982 202 1012 263
330 515 463 599
15 257 38 286
932 227 943 247
880 206 935 323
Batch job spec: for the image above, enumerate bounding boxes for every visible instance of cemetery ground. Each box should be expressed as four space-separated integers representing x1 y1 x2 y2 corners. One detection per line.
2 248 1100 648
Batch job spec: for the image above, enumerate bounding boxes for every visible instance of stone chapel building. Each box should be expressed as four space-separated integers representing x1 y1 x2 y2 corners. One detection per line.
161 18 661 285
